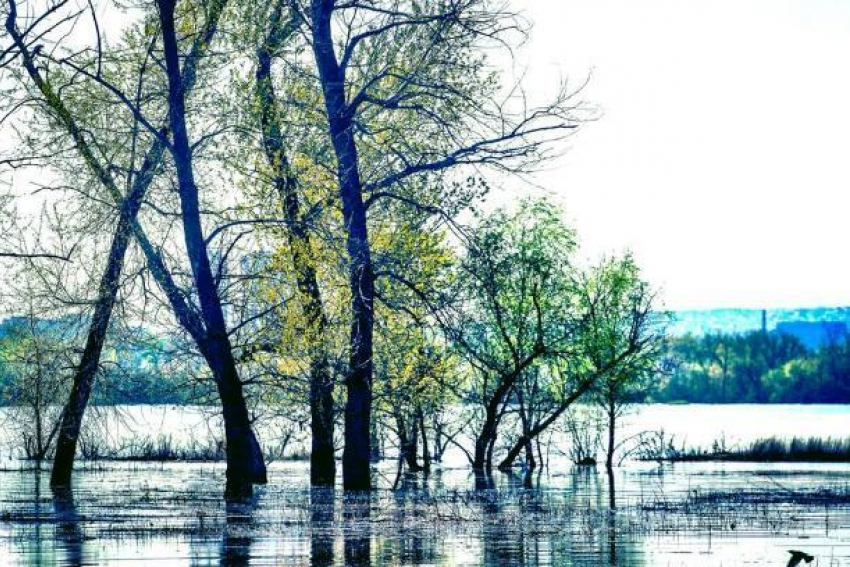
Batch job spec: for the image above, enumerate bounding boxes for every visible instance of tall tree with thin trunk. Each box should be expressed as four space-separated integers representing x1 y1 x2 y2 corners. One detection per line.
254 0 336 485
155 0 266 496
308 0 375 489
581 255 666 491
301 0 581 489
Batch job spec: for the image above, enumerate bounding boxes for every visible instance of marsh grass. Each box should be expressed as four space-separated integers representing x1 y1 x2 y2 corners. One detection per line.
642 435 850 463
72 433 311 462
77 435 225 462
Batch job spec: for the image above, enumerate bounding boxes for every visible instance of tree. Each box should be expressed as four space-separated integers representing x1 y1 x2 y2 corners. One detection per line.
299 0 581 489
253 0 336 485
443 199 580 476
155 0 267 495
492 257 663 474
579 255 665 503
1 0 202 485
376 316 452 475
1 0 267 495
0 306 75 463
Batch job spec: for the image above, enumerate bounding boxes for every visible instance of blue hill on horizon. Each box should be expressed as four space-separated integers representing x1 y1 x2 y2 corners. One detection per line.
669 307 850 336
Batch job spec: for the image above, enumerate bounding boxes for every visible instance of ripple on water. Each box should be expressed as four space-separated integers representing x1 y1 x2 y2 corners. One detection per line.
0 460 847 565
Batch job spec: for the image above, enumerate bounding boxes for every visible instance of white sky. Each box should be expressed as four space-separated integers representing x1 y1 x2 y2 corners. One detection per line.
512 0 850 310
5 0 849 311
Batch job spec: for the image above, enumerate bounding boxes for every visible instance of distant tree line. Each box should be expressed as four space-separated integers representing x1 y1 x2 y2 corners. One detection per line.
654 331 850 403
0 316 200 407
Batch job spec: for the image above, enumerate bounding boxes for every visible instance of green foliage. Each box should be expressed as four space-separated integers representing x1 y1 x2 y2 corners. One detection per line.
456 198 578 372
581 254 667 406
656 331 850 403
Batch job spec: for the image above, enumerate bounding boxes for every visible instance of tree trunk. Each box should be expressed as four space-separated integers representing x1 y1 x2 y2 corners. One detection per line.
474 469 494 490
158 0 266 494
418 410 431 474
524 435 536 470
342 365 373 490
309 362 336 485
496 374 597 471
311 0 375 490
473 427 493 471
606 398 616 475
485 431 498 472
255 10 335 486
51 161 148 487
201 337 268 496
606 398 617 509
407 418 420 471
432 416 444 462
473 383 508 471
472 357 542 472
395 411 422 472
498 434 529 471
497 395 538 471
370 418 382 462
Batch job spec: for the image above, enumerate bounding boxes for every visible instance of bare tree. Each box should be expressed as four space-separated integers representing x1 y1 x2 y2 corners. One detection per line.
154 0 267 495
0 301 76 464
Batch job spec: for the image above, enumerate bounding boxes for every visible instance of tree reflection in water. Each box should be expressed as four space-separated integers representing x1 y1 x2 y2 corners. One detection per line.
52 486 84 567
219 493 257 566
310 488 334 566
343 491 371 565
0 462 842 565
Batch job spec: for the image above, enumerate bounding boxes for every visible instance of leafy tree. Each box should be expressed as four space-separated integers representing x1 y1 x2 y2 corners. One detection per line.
579 255 666 485
300 0 581 489
444 199 580 475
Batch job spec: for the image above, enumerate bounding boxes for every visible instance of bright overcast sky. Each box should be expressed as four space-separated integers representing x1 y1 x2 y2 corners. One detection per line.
5 1 849 311
511 0 850 310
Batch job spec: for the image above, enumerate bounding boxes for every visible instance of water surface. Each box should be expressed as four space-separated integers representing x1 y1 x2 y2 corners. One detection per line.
0 404 846 565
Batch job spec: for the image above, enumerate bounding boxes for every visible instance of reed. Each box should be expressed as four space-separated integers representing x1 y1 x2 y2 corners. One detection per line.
641 435 850 463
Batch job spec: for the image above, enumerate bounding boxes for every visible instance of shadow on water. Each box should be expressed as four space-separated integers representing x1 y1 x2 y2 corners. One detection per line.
607 510 618 566
607 467 618 566
474 469 494 490
390 480 438 565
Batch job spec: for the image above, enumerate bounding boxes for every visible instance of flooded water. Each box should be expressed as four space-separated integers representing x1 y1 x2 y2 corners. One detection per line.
0 405 847 565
